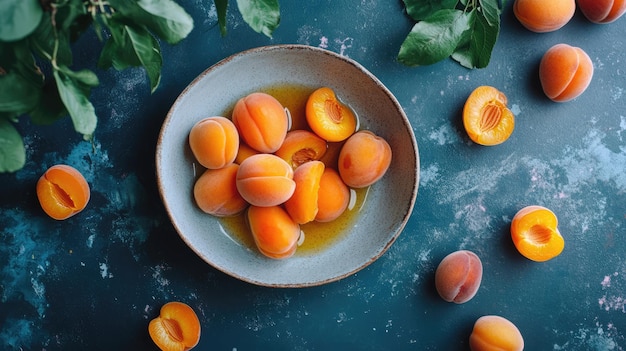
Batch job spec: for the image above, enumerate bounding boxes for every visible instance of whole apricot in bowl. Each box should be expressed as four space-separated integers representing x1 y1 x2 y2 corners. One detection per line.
539 43 594 102
156 45 419 287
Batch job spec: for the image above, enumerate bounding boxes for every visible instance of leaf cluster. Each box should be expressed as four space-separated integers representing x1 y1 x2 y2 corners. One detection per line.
398 0 504 69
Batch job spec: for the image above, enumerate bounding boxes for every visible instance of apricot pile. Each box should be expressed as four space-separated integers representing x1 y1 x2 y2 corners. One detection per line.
189 88 392 259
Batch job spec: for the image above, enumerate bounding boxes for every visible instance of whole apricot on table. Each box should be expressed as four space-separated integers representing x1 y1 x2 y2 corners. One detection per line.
193 164 249 217
315 168 350 223
248 205 301 259
513 0 575 32
338 130 392 188
306 87 357 142
148 301 201 351
36 164 90 220
463 86 515 146
232 92 289 153
578 0 626 23
236 154 295 207
510 205 564 262
188 116 239 169
274 130 328 169
469 315 524 351
284 160 325 224
434 250 483 304
539 43 594 102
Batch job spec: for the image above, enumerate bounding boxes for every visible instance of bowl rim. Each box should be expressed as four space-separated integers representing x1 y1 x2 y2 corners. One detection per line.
156 44 419 287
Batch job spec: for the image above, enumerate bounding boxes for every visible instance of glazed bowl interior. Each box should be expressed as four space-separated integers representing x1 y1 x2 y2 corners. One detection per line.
156 45 419 287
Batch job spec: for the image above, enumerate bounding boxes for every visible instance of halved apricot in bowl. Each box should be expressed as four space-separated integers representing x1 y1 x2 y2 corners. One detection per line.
306 87 357 142
274 130 328 169
463 86 515 146
510 205 564 262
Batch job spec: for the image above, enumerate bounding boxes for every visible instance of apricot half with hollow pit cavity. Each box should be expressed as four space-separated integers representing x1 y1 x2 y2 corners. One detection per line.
236 154 295 207
469 315 524 351
510 205 564 262
435 250 483 304
248 205 301 259
274 130 328 169
148 301 201 351
232 92 289 153
539 43 594 102
338 130 392 188
306 87 357 142
284 160 325 224
188 116 239 169
463 86 515 146
193 164 249 217
36 164 90 220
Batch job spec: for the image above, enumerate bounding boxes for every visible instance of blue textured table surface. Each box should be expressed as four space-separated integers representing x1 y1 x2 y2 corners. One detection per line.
1 1 625 350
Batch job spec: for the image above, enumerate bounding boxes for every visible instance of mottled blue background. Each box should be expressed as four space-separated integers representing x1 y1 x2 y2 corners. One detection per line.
1 0 625 350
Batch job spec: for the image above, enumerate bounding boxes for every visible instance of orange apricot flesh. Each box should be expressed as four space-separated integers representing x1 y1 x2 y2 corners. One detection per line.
306 87 357 142
36 164 90 220
148 301 201 351
513 0 575 32
232 92 289 153
463 86 515 146
510 205 564 262
188 116 239 169
274 130 328 169
578 0 626 23
248 205 301 259
539 44 594 102
338 130 392 188
435 250 483 304
193 164 249 217
315 168 350 223
284 160 325 224
236 154 295 207
469 315 524 351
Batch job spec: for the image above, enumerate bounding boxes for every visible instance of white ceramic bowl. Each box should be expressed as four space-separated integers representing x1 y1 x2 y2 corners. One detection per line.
156 45 419 287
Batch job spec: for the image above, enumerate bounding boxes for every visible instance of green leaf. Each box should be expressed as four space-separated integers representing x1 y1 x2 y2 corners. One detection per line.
402 0 459 22
99 17 163 92
215 0 229 36
0 118 26 173
478 0 502 27
237 0 280 38
108 0 194 45
29 13 73 66
0 0 43 41
53 66 98 137
452 9 499 69
398 9 472 67
0 42 43 114
29 79 68 125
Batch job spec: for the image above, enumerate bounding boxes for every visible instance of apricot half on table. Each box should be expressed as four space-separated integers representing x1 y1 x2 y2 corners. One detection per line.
578 0 626 23
248 205 301 259
284 160 325 224
148 301 201 351
188 116 239 169
469 315 524 351
510 205 564 262
539 43 594 102
435 250 483 304
232 92 289 153
275 130 328 169
306 87 357 142
338 130 392 188
513 0 575 32
193 164 248 217
236 154 295 207
463 86 515 146
36 164 90 220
